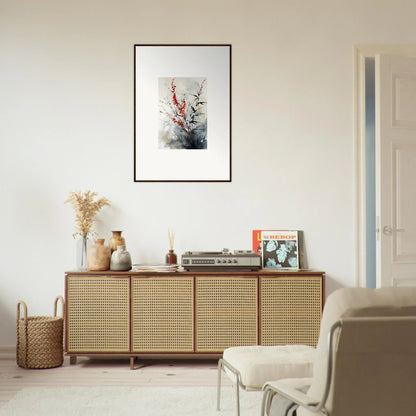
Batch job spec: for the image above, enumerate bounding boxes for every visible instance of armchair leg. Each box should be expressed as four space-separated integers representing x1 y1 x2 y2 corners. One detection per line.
217 359 223 411
260 386 273 416
235 382 240 416
216 358 241 416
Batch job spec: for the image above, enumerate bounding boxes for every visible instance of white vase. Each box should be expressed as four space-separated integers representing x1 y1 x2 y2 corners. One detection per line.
110 245 132 271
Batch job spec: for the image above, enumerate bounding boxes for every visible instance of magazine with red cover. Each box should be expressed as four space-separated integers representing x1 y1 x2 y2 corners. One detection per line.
252 230 263 255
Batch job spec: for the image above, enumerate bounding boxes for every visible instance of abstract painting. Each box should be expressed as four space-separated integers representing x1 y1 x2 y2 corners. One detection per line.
134 44 231 182
158 77 207 150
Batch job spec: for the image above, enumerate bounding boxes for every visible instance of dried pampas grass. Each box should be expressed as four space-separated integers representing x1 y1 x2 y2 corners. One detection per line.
65 190 111 238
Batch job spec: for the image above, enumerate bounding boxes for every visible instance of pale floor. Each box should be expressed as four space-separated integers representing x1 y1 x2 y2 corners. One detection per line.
0 347 233 408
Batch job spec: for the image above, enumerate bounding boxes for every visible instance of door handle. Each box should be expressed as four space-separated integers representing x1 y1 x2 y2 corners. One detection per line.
383 226 405 235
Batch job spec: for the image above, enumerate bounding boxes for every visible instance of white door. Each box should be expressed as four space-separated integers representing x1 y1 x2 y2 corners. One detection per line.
376 54 416 287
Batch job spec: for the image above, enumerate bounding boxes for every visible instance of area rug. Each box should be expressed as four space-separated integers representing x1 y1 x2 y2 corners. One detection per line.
0 386 263 416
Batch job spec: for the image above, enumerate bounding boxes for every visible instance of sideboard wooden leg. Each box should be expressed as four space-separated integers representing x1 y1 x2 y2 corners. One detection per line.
70 356 77 365
130 356 135 370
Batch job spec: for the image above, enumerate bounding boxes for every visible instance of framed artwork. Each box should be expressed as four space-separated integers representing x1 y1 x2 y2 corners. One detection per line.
134 44 231 182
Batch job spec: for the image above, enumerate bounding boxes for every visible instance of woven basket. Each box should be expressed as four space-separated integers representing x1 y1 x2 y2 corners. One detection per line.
16 296 64 369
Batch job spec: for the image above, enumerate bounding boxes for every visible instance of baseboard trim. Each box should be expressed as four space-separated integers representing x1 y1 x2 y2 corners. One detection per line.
0 345 15 358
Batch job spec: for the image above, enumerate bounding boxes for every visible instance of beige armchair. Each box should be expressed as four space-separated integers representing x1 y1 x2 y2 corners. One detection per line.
261 287 416 416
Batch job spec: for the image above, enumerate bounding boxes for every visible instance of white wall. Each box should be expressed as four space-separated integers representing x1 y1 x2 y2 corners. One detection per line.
1 0 416 345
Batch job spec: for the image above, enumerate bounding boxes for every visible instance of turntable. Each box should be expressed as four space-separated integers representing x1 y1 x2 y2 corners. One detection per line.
181 248 261 271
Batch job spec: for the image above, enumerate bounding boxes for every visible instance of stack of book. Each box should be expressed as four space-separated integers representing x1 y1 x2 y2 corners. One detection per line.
131 264 180 272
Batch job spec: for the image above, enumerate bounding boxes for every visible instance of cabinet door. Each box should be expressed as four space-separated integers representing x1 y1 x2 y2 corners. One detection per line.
66 276 130 352
195 276 258 352
260 276 322 347
132 276 194 352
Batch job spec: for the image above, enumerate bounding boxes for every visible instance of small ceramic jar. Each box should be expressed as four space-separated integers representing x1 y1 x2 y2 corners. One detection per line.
110 245 132 271
108 231 126 254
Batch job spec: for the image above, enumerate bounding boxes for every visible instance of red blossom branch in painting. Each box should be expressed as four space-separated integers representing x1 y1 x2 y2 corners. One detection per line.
171 78 189 135
198 79 206 95
169 78 206 137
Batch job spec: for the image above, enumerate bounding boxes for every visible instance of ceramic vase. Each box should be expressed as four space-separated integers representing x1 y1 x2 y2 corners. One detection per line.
86 239 111 271
108 231 126 253
165 249 177 265
110 245 132 271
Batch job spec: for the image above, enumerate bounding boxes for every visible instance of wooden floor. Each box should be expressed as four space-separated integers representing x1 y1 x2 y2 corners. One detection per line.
0 347 233 407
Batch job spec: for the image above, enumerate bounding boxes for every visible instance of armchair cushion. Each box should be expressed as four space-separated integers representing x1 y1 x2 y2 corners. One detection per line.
223 345 315 389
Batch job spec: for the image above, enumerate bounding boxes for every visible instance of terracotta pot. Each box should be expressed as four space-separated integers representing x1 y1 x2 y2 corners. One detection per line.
108 231 126 253
86 239 111 271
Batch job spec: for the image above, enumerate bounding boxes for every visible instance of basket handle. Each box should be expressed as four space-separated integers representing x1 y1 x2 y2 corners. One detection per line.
17 300 28 322
54 295 65 318
16 300 29 368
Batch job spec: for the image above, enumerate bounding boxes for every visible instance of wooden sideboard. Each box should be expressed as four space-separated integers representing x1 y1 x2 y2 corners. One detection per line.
65 270 325 369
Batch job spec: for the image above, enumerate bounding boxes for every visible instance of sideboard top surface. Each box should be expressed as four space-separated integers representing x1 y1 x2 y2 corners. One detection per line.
65 269 325 277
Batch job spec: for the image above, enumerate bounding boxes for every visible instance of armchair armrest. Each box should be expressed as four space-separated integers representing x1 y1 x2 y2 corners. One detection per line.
264 378 317 406
261 378 326 416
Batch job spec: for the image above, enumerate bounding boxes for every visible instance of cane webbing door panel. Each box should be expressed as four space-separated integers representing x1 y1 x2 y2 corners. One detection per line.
260 276 322 346
195 276 258 352
66 275 130 352
132 276 194 352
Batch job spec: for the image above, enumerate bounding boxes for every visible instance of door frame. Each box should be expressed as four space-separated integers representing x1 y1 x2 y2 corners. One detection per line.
353 44 416 288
